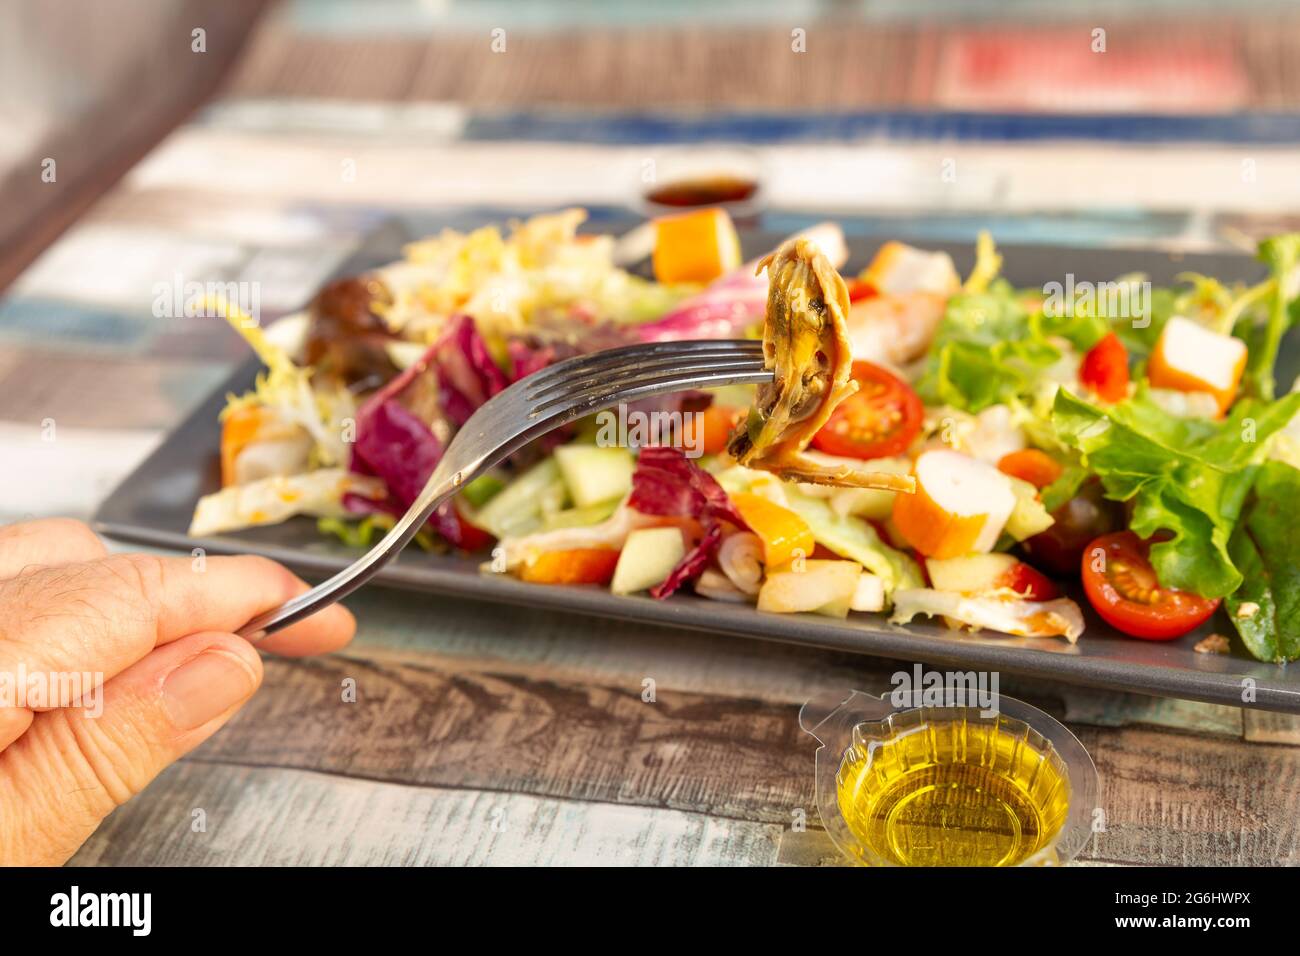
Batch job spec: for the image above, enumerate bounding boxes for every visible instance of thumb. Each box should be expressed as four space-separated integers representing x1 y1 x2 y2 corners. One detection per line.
0 632 262 865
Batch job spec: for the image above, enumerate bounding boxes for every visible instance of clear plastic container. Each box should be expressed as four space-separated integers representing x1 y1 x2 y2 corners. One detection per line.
800 688 1099 866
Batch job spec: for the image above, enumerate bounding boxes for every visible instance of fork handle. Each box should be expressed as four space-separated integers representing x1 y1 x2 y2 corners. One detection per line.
236 467 456 641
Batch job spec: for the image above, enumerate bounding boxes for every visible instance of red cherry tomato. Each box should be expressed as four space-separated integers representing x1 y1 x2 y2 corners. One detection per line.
1003 562 1060 601
1022 478 1121 574
846 278 877 303
1080 531 1220 640
811 360 923 460
450 502 495 552
1079 332 1130 403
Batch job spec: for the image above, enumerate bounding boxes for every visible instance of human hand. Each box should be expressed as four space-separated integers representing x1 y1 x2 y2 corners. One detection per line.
0 518 354 865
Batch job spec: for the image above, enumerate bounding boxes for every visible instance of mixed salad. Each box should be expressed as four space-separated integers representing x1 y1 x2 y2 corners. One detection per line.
191 207 1300 663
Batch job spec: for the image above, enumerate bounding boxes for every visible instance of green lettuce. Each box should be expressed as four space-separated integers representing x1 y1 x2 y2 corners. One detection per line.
1051 387 1300 598
1244 233 1300 401
780 486 924 595
918 279 1111 413
1226 460 1300 662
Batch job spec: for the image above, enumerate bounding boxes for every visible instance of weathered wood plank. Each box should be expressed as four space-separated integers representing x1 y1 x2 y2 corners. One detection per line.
192 655 816 825
1243 709 1300 745
0 0 268 290
220 17 1300 112
70 762 782 866
1076 726 1300 866
172 651 1300 865
1054 687 1243 738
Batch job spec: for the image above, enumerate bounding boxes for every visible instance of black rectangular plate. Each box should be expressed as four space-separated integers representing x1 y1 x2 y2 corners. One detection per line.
94 215 1300 712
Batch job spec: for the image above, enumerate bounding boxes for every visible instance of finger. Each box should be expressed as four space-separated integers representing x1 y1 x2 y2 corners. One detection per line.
0 518 107 580
254 601 357 659
0 707 33 752
0 553 353 703
0 631 261 866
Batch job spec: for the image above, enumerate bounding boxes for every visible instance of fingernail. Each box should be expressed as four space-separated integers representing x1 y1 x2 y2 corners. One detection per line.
162 646 260 731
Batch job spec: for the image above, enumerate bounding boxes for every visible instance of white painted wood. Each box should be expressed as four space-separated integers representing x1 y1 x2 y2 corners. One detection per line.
71 762 783 867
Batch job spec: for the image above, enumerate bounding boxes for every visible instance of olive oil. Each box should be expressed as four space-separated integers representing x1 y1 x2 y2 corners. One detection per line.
836 709 1070 866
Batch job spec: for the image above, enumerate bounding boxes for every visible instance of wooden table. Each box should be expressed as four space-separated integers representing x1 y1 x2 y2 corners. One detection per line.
64 585 1300 866
5 15 1300 866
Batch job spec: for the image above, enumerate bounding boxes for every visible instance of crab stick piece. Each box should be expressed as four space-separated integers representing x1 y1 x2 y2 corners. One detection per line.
857 241 961 297
891 449 1016 559
1147 315 1247 416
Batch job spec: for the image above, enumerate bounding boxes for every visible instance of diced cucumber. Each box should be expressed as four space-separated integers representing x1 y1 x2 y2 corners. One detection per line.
461 473 506 508
472 458 566 540
610 527 685 595
538 478 569 517
1004 476 1054 541
555 444 635 507
543 497 622 530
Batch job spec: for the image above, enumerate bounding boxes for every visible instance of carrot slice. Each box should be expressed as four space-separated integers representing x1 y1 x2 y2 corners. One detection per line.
517 548 621 585
729 492 815 568
652 208 742 284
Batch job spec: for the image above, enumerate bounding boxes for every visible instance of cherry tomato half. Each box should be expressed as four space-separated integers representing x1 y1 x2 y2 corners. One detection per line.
1079 332 1130 403
1003 561 1060 602
811 360 923 460
449 502 495 552
846 278 877 303
1081 531 1220 641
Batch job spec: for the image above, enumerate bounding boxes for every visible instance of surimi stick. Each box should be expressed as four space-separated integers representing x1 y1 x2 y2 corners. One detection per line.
1147 316 1247 417
891 449 1016 559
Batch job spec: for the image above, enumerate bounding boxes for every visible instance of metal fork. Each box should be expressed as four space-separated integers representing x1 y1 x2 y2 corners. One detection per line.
237 339 771 640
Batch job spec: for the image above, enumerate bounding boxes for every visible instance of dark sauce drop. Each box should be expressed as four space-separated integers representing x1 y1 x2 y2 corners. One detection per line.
645 175 759 208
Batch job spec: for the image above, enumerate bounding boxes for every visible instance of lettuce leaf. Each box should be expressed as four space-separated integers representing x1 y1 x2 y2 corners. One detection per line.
1226 460 1300 662
1244 233 1300 401
349 344 480 547
433 314 511 426
918 280 1107 413
1051 387 1300 598
780 486 924 595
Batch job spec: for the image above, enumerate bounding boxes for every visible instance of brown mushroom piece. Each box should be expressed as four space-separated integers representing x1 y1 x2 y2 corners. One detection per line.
726 238 916 493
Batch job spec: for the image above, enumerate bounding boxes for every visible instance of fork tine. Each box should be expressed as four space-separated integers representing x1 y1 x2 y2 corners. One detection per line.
525 340 762 399
458 349 764 443
530 350 764 404
531 354 767 416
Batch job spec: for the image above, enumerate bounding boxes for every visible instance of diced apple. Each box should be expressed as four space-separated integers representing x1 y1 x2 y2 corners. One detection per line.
850 573 886 612
610 527 686 596
757 560 863 619
926 553 1058 601
926 554 1019 594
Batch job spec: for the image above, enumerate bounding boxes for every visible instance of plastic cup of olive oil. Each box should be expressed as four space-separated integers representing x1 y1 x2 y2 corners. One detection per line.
801 689 1098 867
